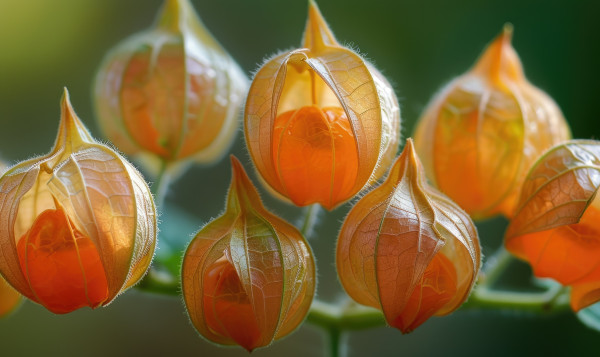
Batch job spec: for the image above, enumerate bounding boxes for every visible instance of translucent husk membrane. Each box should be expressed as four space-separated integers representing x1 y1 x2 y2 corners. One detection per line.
182 156 315 351
0 89 156 314
94 0 248 173
337 139 481 333
506 140 600 311
245 1 400 210
414 25 571 220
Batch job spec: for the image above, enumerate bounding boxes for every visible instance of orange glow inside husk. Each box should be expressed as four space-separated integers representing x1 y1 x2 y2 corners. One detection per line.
507 205 600 294
17 208 108 314
203 253 261 351
389 253 457 333
272 105 358 209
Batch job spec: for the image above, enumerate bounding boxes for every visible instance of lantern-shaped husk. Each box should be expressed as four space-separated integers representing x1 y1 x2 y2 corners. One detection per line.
245 1 400 210
506 140 600 311
182 156 315 351
0 89 156 314
94 0 248 171
337 139 480 333
414 25 570 220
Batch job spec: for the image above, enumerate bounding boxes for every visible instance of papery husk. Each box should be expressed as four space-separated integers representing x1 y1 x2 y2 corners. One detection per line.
94 0 248 170
245 1 399 210
182 156 315 351
337 139 480 332
414 25 570 220
0 89 156 309
506 140 600 311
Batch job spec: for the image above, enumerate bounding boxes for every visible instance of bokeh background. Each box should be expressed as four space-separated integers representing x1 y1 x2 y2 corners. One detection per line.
0 0 599 356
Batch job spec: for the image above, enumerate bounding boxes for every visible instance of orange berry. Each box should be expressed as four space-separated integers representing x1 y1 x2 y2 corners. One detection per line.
16 208 108 314
271 106 358 209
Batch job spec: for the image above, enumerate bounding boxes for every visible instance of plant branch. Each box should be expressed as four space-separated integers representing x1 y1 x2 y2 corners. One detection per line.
135 243 572 323
328 328 341 357
479 247 512 287
307 300 386 331
303 248 570 339
134 201 572 351
307 300 385 357
141 160 176 296
300 204 321 238
464 246 570 314
152 159 171 207
464 284 570 313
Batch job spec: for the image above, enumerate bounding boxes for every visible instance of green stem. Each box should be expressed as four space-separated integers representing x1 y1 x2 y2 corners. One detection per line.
300 204 321 238
328 328 341 357
307 300 384 357
152 159 170 207
140 160 174 295
463 246 570 313
136 255 570 316
303 283 569 339
135 221 571 347
479 247 512 287
307 300 386 331
135 246 571 318
463 284 570 313
303 248 570 335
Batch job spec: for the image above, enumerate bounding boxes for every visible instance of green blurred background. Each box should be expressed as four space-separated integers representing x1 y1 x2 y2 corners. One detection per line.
0 0 599 356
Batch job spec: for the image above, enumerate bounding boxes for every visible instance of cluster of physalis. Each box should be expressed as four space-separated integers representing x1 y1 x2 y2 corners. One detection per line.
0 0 597 354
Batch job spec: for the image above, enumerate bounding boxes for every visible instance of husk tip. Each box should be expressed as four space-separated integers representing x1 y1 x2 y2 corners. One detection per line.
61 86 70 100
55 87 94 149
157 0 186 31
303 0 337 50
493 23 514 51
471 23 523 82
228 155 254 203
229 155 244 177
59 87 76 124
404 138 415 151
401 138 419 163
502 23 514 42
